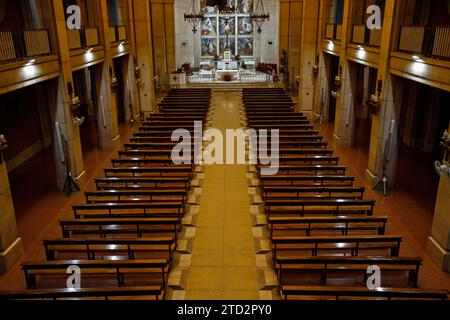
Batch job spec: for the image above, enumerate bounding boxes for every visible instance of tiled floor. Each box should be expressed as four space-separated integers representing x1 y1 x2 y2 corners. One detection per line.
184 90 260 300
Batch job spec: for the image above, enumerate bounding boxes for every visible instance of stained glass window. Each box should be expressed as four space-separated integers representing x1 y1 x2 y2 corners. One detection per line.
200 0 254 58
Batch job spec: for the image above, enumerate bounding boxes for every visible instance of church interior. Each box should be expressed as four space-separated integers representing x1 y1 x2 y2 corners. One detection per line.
0 0 449 302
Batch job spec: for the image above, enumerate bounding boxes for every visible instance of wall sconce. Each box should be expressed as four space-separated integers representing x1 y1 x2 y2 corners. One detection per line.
134 59 143 87
0 134 7 165
312 55 319 77
435 130 450 177
369 94 380 114
369 78 383 115
334 75 341 89
110 67 118 91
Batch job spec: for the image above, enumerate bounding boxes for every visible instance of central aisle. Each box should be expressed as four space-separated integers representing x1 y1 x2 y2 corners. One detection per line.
184 90 260 299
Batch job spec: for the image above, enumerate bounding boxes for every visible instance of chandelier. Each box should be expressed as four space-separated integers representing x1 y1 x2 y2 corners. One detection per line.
250 0 270 33
184 0 205 33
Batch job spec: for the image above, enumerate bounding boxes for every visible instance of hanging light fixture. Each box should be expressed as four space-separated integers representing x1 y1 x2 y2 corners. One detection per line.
184 0 205 33
250 0 270 33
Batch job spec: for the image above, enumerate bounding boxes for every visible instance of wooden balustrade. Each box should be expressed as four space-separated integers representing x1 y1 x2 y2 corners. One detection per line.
23 30 51 57
0 31 16 62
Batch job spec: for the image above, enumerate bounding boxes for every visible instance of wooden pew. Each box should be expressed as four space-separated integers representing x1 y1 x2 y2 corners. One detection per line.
22 259 169 289
248 119 310 125
117 150 195 160
146 115 205 121
260 149 333 156
260 156 340 166
258 135 324 142
281 285 449 300
276 256 423 287
258 165 347 176
259 175 355 187
264 199 376 217
141 121 202 127
124 143 194 151
247 115 307 120
95 177 190 190
250 125 315 131
138 125 198 131
60 217 180 239
0 286 164 300
129 136 201 144
104 166 193 178
85 190 187 204
271 235 402 257
261 186 365 201
110 158 193 168
246 112 304 117
43 237 175 262
268 216 387 238
72 202 184 220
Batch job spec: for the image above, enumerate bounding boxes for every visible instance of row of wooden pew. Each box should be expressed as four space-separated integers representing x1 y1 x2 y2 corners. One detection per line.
243 87 449 300
0 88 211 300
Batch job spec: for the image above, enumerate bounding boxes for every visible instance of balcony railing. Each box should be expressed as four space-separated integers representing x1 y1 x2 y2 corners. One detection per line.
368 28 382 47
109 27 117 43
0 31 16 62
324 23 342 41
432 26 450 58
117 26 127 41
109 25 127 43
352 25 382 47
398 25 450 59
0 29 52 63
67 29 82 50
352 25 366 44
67 27 100 50
84 27 99 47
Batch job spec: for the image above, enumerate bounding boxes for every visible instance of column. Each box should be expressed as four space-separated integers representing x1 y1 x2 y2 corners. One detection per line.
96 0 120 149
133 0 156 113
427 123 450 272
150 0 167 82
332 0 354 147
0 154 24 271
364 0 397 187
298 0 320 119
51 0 86 188
333 60 356 147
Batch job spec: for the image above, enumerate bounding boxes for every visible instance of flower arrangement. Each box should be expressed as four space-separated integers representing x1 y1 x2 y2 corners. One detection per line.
221 73 233 81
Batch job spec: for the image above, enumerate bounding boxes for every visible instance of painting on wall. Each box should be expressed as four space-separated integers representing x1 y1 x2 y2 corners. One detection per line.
237 37 253 56
237 17 253 35
201 37 218 56
219 17 236 35
200 0 254 58
238 0 253 14
219 37 236 56
202 16 217 36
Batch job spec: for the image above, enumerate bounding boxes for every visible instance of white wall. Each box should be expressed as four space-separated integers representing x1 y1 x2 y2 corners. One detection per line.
174 0 280 68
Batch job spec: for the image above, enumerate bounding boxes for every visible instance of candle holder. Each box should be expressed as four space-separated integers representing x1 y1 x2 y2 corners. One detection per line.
369 94 380 115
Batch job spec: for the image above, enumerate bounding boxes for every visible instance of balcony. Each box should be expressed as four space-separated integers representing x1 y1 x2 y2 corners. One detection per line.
109 25 127 43
67 27 100 51
325 23 342 41
0 29 52 64
398 26 450 60
351 25 382 47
